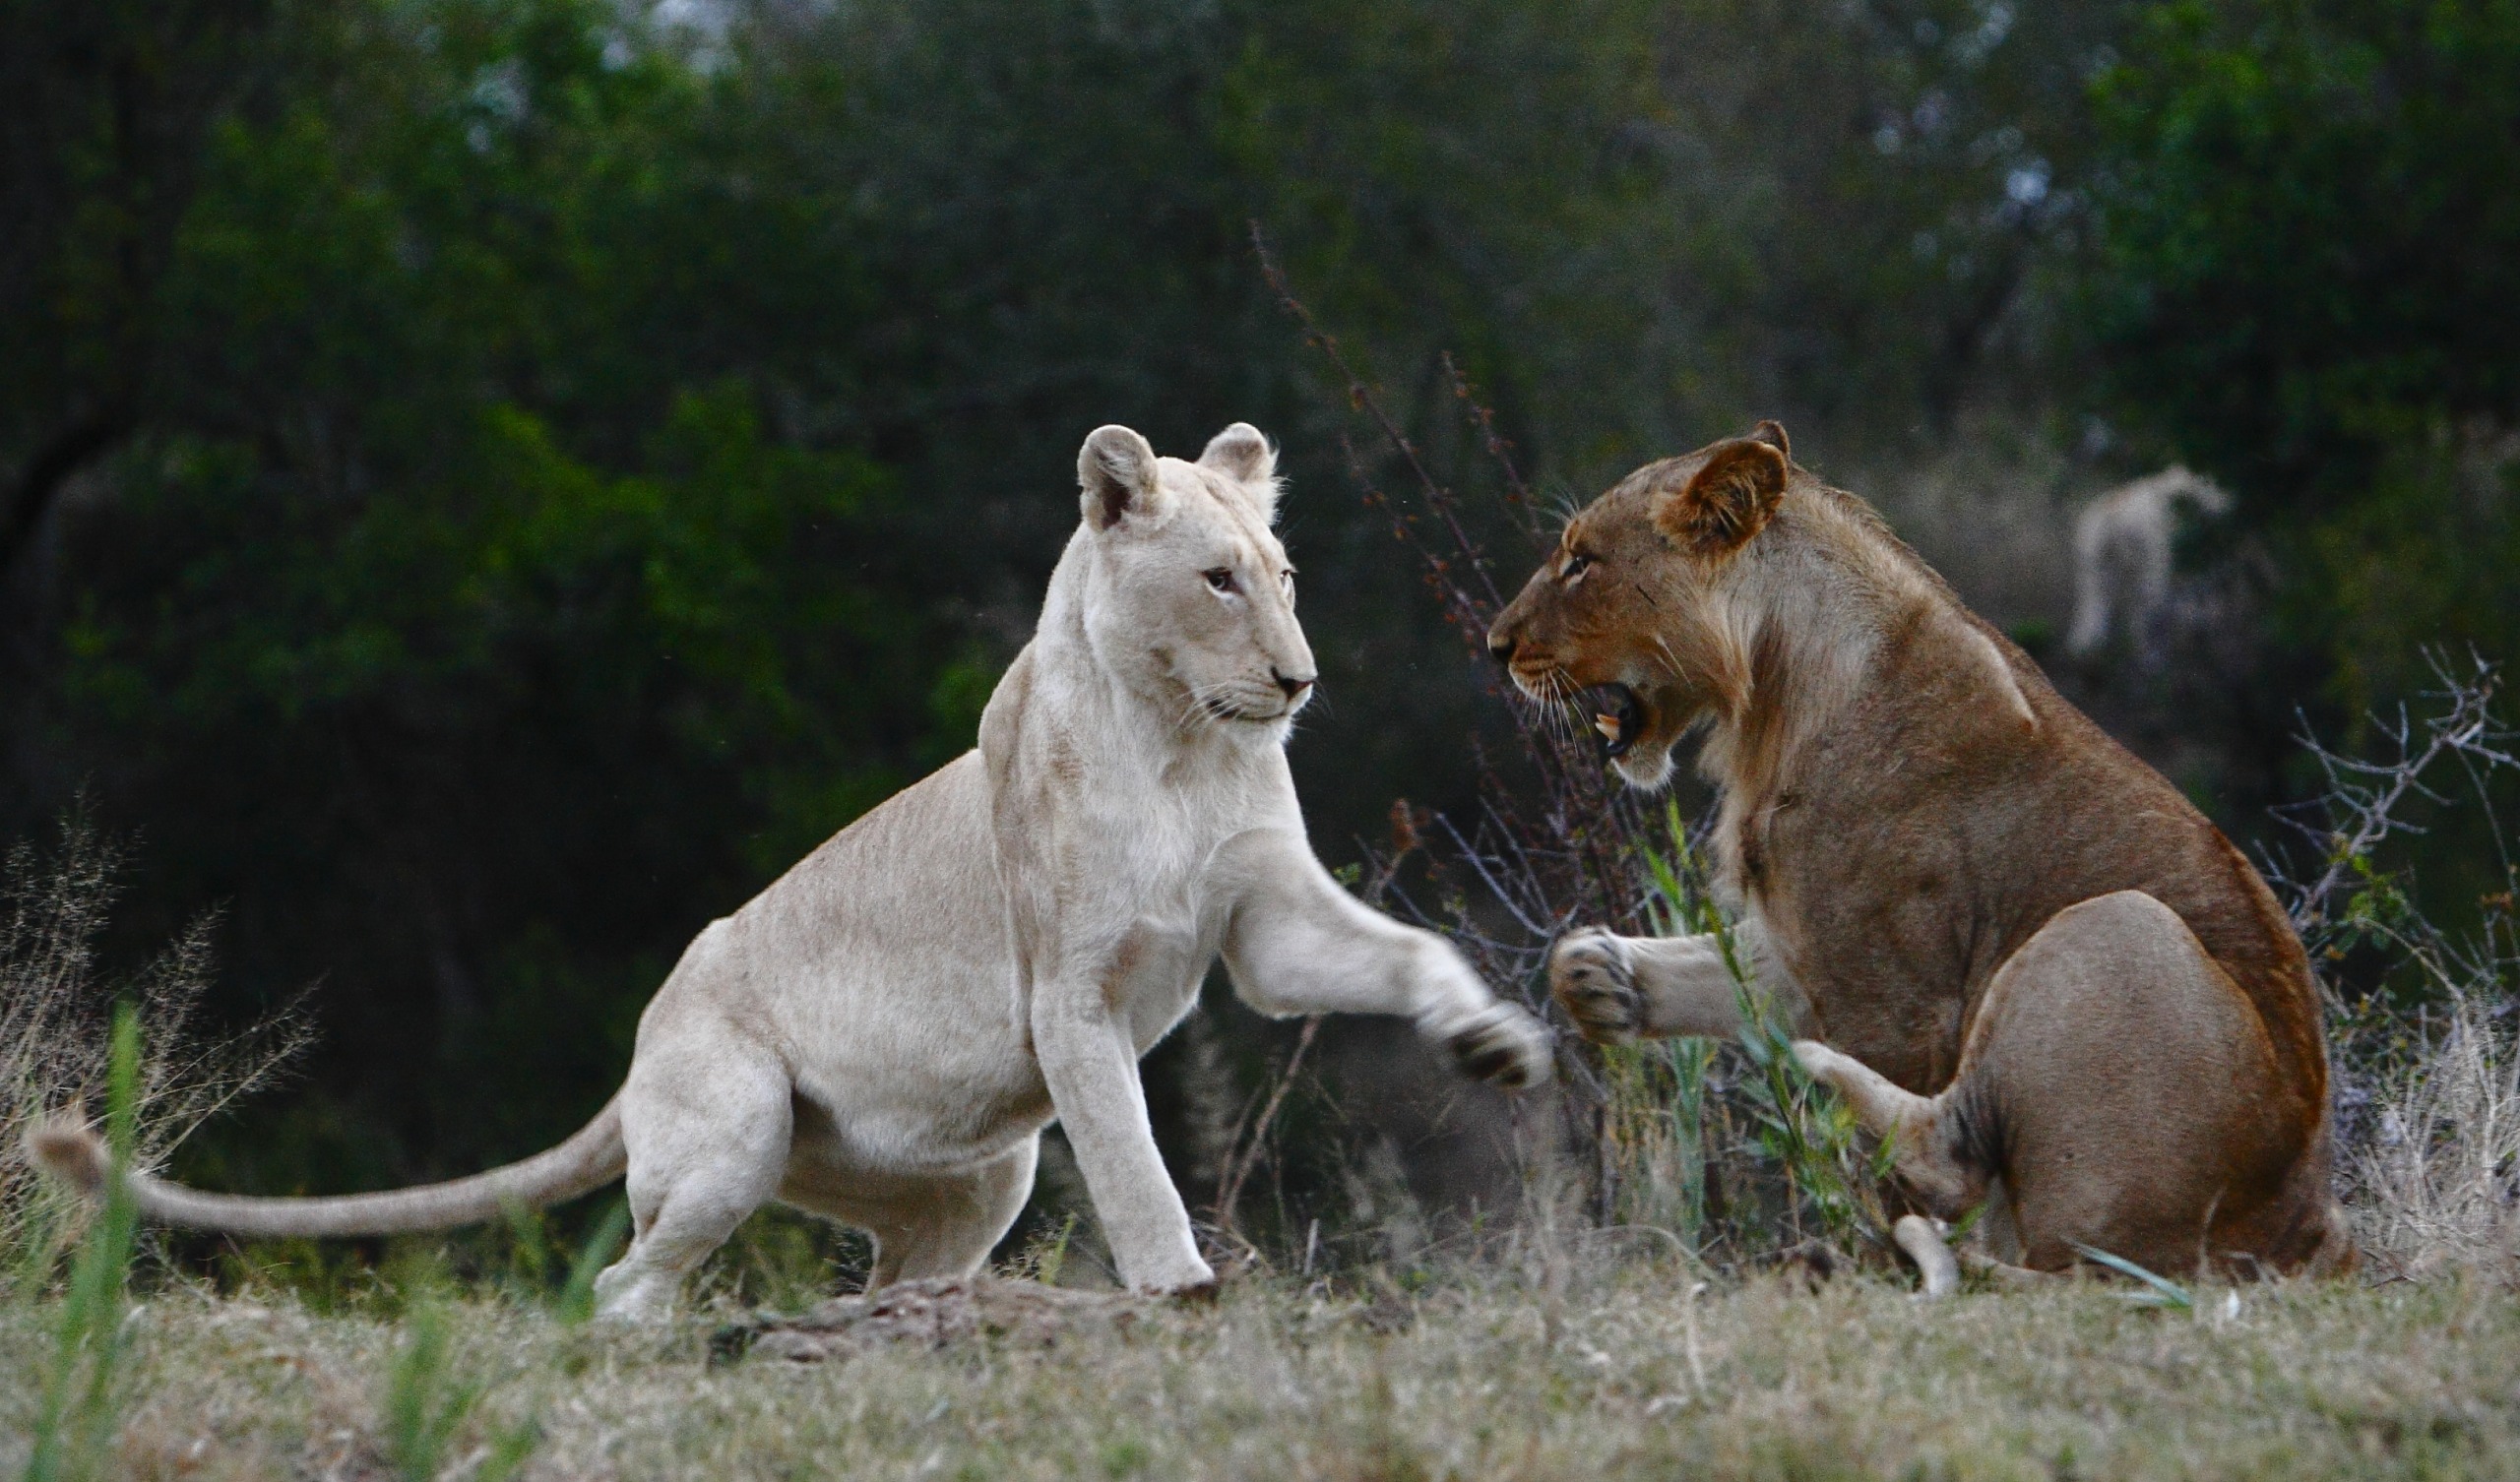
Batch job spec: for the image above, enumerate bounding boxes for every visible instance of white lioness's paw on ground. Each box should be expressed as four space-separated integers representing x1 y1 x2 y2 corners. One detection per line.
1442 1002 1551 1089
1549 929 1642 1042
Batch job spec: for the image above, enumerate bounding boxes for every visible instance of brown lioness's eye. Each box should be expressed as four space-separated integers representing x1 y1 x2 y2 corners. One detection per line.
1562 551 1595 582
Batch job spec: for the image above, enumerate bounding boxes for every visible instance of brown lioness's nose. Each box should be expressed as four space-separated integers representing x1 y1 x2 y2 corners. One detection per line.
1486 630 1516 667
1274 668 1314 700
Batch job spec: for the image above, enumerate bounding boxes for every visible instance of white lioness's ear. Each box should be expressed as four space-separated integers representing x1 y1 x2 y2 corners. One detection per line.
1079 425 1166 530
1198 423 1275 483
1654 433 1789 557
1198 422 1282 522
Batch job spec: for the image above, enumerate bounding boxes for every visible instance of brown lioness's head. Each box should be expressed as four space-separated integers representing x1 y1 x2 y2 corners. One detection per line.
1486 421 1793 789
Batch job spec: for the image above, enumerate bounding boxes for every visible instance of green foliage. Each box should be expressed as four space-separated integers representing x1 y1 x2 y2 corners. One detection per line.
1633 805 1887 1256
18 0 952 1178
2088 0 2520 505
551 1201 627 1327
24 1006 141 1482
2083 0 2520 707
0 0 284 565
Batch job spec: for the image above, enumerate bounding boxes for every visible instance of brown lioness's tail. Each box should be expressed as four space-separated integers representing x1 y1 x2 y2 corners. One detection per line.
26 1094 626 1238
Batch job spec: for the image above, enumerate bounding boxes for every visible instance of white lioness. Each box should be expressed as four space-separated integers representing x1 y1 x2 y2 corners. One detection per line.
34 423 1549 1319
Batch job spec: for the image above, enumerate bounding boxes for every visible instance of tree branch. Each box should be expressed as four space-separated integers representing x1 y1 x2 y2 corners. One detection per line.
2 416 125 575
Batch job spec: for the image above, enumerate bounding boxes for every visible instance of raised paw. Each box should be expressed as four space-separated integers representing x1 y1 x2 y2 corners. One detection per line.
1441 1002 1552 1089
1549 929 1643 1043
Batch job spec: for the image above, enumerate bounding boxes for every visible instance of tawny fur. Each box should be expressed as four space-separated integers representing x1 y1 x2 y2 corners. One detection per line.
31 422 1550 1320
1488 425 2346 1280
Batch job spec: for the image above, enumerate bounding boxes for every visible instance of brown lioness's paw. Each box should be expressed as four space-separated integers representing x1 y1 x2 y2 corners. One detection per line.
1550 929 1642 1042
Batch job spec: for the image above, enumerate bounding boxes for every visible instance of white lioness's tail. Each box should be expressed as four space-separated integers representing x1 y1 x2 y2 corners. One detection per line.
26 1094 626 1238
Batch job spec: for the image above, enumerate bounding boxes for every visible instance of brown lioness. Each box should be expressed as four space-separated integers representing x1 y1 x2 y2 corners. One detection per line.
1486 422 2348 1283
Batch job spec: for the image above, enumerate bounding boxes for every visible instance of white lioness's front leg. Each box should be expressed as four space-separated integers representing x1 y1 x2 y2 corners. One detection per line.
1032 981 1216 1294
1550 921 1795 1043
1214 829 1550 1087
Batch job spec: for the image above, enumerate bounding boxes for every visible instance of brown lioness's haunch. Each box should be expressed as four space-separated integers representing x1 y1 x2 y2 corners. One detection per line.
1487 422 2348 1286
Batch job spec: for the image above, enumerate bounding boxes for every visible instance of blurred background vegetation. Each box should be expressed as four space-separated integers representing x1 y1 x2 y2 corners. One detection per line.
2 0 2515 1266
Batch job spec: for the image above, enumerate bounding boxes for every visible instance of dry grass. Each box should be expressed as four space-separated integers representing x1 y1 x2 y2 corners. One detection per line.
5 1262 2520 1480
0 817 311 1280
2350 991 2520 1284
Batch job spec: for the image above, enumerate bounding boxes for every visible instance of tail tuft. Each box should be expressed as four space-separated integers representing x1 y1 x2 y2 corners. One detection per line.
25 1118 111 1195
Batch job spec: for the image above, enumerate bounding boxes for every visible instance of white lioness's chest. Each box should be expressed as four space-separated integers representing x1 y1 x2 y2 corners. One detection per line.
1015 723 1292 1050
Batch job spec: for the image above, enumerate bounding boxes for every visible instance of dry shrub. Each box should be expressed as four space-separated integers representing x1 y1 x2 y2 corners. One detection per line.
2351 992 2520 1280
0 811 312 1280
2267 653 2520 1282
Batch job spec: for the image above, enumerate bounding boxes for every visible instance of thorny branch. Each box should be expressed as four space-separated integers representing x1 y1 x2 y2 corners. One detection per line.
2274 649 2517 937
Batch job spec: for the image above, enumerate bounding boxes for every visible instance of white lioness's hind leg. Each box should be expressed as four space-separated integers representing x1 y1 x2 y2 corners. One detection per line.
593 1037 792 1321
864 1139 1040 1288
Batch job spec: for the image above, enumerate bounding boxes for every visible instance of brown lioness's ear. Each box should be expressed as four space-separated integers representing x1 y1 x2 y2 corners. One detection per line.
1079 424 1166 530
1749 419 1791 463
1653 437 1788 556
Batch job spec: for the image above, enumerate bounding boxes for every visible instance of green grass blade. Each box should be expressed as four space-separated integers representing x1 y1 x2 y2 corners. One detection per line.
555 1201 631 1326
26 1004 145 1482
2069 1243 2194 1308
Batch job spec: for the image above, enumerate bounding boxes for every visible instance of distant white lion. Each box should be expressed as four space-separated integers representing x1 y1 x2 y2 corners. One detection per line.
2064 467 2230 665
32 421 1549 1320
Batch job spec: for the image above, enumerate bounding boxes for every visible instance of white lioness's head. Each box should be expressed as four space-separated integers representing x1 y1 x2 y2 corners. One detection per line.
1071 422 1317 734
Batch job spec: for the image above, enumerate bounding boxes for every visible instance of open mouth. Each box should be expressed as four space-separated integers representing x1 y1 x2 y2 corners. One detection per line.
1582 684 1645 759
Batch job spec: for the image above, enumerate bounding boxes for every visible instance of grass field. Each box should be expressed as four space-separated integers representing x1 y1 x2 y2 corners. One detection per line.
5 1257 2517 1480
7 685 2516 1481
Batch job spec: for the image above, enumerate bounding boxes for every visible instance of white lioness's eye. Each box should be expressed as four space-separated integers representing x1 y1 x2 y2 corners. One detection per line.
1205 568 1236 593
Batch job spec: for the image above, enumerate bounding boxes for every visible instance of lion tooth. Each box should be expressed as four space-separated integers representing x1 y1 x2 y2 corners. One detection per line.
1595 713 1622 743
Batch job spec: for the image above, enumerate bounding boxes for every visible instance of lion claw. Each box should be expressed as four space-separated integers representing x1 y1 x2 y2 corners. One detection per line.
1441 1003 1551 1089
1550 929 1643 1042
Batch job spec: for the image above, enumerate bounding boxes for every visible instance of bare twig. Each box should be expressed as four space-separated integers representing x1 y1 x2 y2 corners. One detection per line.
1211 1017 1322 1242
2279 651 2510 932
